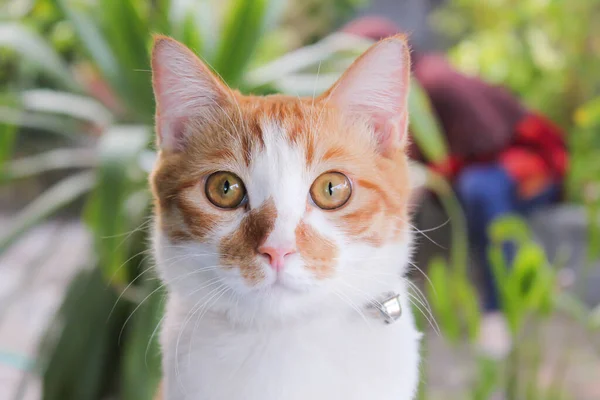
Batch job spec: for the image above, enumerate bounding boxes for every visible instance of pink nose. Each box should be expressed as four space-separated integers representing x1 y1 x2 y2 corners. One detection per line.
258 246 297 271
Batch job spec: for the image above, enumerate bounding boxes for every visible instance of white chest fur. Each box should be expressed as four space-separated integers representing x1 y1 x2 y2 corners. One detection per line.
161 295 421 400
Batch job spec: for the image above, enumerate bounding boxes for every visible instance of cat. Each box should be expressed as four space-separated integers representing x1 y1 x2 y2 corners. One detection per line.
150 33 421 400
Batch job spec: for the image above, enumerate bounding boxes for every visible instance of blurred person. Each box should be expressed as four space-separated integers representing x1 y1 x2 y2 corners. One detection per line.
343 16 568 356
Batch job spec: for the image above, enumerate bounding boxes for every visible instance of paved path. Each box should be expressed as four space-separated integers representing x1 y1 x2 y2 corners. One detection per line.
0 218 90 400
423 317 600 400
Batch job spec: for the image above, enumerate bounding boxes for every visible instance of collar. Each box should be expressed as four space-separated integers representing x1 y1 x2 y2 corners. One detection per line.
366 292 403 324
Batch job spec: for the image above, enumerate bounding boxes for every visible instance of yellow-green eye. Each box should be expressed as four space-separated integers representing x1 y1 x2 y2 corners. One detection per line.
205 172 247 209
310 172 352 210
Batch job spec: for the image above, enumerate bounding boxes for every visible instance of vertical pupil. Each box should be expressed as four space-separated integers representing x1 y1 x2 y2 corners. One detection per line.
328 181 333 196
224 179 230 194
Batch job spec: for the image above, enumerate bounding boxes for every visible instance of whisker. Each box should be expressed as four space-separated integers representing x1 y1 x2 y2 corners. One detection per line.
406 260 437 295
117 267 223 344
417 218 450 234
145 312 166 368
407 293 441 336
118 284 166 345
187 286 231 366
391 215 447 250
175 283 225 390
331 288 372 328
107 247 154 285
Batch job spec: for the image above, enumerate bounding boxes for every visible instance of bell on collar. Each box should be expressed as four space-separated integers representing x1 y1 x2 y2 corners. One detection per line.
375 292 402 324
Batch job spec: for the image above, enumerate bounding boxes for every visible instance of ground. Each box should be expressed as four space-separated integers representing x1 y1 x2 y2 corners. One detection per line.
0 217 599 399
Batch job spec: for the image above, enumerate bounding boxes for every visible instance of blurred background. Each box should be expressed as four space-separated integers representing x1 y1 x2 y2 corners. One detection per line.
0 0 599 399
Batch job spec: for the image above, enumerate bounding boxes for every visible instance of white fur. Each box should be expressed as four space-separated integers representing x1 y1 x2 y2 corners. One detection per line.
153 119 421 400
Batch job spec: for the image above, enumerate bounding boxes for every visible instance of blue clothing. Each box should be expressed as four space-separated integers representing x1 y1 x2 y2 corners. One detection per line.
455 164 558 311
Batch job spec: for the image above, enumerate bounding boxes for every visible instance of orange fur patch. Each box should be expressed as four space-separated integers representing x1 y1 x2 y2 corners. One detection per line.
219 199 277 284
296 221 338 279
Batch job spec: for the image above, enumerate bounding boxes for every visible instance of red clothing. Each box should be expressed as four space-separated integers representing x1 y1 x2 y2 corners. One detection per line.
408 54 568 200
431 113 568 199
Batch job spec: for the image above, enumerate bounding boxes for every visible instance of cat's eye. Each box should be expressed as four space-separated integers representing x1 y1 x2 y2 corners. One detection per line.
205 171 247 209
310 172 352 210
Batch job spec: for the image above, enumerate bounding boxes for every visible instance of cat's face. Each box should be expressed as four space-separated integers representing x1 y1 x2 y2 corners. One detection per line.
150 35 413 323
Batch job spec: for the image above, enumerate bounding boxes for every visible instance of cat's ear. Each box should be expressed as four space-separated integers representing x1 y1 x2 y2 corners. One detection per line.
322 35 411 157
151 35 230 151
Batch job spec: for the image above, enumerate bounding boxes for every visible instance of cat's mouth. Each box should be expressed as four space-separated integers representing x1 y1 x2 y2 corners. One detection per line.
266 276 305 293
260 269 313 294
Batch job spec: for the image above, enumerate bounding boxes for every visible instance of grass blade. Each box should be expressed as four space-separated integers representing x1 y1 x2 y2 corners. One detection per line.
0 171 96 253
0 122 17 169
39 267 128 400
408 80 448 164
0 105 83 140
120 280 163 400
51 0 126 108
169 0 217 57
21 89 113 128
424 168 469 275
97 0 154 121
85 125 150 284
245 32 370 90
214 0 288 87
0 22 80 92
1 148 97 182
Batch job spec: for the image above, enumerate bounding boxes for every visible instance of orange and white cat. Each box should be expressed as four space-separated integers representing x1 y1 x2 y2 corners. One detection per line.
150 34 421 400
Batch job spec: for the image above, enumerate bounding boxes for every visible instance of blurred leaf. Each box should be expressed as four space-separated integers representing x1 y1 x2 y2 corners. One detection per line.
97 0 154 120
214 0 288 87
121 280 164 400
0 171 95 253
489 245 522 334
408 81 449 164
472 356 500 400
574 96 600 129
0 22 80 91
85 125 150 284
148 0 171 34
427 257 461 343
1 148 97 182
425 169 469 275
40 268 128 400
0 105 83 140
21 89 113 128
455 276 481 341
51 0 122 104
0 122 17 171
587 204 600 261
555 293 590 326
1 0 35 19
589 306 600 331
512 244 545 296
246 32 370 91
489 215 532 245
180 12 203 56
169 0 216 57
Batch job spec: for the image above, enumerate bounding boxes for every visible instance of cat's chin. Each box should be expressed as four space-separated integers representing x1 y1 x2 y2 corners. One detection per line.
265 279 306 294
199 281 337 327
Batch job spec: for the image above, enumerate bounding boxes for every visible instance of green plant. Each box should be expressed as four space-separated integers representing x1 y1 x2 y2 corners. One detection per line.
425 216 567 399
433 0 600 260
0 1 449 399
433 0 600 128
570 97 600 261
424 2 600 397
